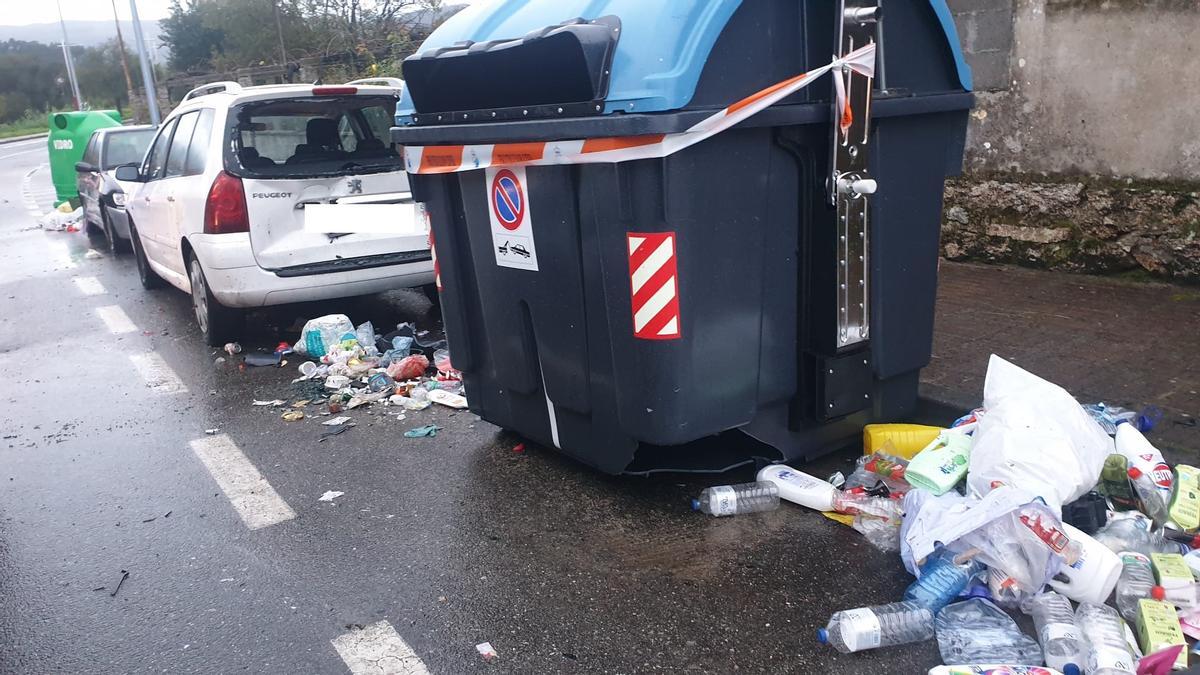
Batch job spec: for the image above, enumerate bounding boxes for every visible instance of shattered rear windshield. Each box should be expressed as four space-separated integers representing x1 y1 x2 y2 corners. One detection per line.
228 95 402 178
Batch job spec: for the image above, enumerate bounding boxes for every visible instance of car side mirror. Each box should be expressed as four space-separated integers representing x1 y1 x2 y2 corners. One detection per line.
114 165 143 182
75 161 98 173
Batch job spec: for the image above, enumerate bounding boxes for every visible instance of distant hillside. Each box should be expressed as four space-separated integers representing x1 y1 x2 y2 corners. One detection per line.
0 20 166 60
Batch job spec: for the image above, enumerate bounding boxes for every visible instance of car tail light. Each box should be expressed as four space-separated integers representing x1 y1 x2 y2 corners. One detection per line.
204 172 250 234
312 86 357 96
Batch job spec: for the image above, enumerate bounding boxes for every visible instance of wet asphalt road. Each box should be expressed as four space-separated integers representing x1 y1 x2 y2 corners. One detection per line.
0 139 948 674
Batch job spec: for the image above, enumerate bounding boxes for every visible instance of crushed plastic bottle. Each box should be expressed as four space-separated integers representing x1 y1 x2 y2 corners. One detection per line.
1028 591 1084 674
692 481 779 517
1075 602 1136 675
1085 403 1161 435
1093 513 1184 557
903 549 984 612
817 601 934 653
1115 551 1163 623
1128 467 1171 527
935 598 1044 666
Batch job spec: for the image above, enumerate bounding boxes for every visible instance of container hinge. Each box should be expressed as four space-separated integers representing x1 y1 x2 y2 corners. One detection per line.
828 0 878 349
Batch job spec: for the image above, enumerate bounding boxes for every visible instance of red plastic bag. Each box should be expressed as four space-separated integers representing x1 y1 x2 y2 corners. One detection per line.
387 354 429 381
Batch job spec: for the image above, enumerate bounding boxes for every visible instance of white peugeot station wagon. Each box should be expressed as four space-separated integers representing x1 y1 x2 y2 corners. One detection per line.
117 79 433 345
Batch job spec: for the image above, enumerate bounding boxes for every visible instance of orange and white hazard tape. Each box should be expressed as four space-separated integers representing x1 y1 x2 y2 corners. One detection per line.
403 43 876 175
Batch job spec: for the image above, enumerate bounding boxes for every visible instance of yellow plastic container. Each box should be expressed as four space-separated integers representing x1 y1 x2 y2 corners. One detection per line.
863 423 945 460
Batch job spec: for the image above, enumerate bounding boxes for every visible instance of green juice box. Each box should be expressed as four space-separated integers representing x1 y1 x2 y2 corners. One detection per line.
1137 599 1187 670
1151 552 1195 591
1169 464 1200 531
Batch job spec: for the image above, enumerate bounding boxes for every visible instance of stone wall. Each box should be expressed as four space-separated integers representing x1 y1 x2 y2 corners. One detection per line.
942 0 1200 282
942 178 1200 279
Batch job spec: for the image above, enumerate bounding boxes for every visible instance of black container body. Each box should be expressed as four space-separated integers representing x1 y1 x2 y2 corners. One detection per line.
400 0 971 473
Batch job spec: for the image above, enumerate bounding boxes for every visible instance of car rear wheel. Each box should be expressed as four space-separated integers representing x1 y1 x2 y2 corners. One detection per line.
420 282 440 306
187 253 245 347
100 206 129 255
129 220 164 290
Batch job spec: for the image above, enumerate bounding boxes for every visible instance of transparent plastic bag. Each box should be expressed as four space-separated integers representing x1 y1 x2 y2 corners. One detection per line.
851 497 904 552
297 314 354 358
844 448 910 496
902 486 1068 602
355 321 378 357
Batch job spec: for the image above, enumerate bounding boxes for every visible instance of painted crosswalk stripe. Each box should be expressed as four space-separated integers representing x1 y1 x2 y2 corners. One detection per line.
128 352 188 395
189 434 296 530
73 276 106 296
95 305 137 334
331 621 430 675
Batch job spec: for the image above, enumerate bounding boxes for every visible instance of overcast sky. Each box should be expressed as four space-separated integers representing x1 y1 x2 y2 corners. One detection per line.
0 0 176 26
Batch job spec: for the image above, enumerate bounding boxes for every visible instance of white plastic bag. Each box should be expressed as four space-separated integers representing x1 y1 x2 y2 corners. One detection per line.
296 314 354 358
39 206 83 231
966 355 1113 514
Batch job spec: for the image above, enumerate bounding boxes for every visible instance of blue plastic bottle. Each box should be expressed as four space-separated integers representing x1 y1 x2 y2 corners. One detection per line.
903 549 983 611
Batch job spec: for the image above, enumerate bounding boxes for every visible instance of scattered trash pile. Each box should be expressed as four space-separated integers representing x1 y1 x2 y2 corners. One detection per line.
237 314 467 433
39 201 84 232
696 355 1197 674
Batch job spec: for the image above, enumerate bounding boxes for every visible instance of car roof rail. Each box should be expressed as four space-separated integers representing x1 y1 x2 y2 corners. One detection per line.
345 77 404 89
182 81 244 101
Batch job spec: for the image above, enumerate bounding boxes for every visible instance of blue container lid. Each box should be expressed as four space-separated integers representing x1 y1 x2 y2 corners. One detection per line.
397 0 969 120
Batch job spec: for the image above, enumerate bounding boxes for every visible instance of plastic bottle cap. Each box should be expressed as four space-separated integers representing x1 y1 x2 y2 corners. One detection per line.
1152 585 1166 600
1063 664 1081 675
690 498 701 511
1128 467 1143 479
816 628 829 645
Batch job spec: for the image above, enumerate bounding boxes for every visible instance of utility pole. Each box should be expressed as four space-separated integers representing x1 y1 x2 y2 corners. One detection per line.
55 0 83 110
272 0 289 73
128 0 160 124
110 0 139 122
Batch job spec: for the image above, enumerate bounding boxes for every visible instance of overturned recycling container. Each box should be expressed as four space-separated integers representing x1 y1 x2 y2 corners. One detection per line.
47 110 123 204
393 0 973 473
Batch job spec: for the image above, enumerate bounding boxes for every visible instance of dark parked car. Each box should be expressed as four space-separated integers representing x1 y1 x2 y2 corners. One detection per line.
75 125 156 253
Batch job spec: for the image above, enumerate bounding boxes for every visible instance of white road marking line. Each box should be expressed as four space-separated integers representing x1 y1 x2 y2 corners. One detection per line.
73 276 106 296
0 147 43 162
95 305 138 334
331 621 430 675
189 435 296 530
128 352 187 395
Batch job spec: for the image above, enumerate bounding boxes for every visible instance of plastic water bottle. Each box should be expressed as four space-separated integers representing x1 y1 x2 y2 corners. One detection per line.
817 601 934 653
692 481 779 517
1115 551 1162 623
1117 424 1172 502
1028 591 1084 674
1075 603 1135 675
903 550 983 612
1128 467 1171 526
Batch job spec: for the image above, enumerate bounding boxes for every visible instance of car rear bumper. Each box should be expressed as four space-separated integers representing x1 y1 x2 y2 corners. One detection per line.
189 233 434 308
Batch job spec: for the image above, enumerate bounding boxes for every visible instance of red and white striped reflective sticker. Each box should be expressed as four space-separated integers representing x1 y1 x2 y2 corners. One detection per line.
429 230 442 291
424 205 442 292
627 232 681 340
